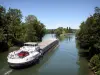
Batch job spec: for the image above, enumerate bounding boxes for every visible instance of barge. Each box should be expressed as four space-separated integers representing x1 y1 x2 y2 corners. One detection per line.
7 39 59 68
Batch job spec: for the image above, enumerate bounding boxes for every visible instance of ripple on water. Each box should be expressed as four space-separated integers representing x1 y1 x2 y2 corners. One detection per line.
4 69 13 75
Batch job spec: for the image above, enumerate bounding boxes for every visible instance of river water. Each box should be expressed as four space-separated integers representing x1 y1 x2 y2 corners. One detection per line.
0 34 91 75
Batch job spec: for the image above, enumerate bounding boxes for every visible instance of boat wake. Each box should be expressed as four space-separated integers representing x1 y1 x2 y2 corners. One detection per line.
4 69 13 75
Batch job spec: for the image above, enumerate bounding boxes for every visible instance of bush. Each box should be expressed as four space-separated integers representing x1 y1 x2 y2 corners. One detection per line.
89 54 100 72
97 70 100 75
76 7 100 50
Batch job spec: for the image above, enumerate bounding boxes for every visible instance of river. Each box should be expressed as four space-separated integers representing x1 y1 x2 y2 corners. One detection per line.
0 34 92 75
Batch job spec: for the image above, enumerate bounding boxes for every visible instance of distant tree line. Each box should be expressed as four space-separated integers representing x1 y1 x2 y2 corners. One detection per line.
46 29 56 34
0 5 46 52
55 27 73 36
46 27 74 36
76 7 100 75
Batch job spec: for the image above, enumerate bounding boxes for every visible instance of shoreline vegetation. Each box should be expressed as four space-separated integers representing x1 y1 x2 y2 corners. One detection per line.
0 5 46 52
46 27 76 37
0 4 76 52
0 3 98 75
0 5 76 52
76 7 100 75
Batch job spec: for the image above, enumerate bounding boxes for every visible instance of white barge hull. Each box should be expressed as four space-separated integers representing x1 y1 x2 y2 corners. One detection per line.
7 39 59 68
8 58 39 68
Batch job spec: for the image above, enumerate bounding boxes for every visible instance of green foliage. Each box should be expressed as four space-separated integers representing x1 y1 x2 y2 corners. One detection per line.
76 7 100 74
0 29 5 41
26 22 38 42
6 8 22 39
25 15 46 42
25 15 37 23
90 54 100 69
45 29 55 34
0 5 6 28
89 54 100 74
97 71 100 75
0 5 6 41
0 5 46 52
76 7 100 49
55 27 73 36
18 23 27 42
55 27 63 36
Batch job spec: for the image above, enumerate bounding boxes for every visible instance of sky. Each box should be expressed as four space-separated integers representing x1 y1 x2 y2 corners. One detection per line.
0 0 100 29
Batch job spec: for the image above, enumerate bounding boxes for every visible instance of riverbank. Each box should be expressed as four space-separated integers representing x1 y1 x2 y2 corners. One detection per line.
0 34 94 75
76 7 100 75
89 70 95 75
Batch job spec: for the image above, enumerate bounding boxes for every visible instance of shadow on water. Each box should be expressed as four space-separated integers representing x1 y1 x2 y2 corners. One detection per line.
76 39 89 59
0 34 93 75
42 34 91 75
10 45 59 75
0 42 59 75
76 39 93 75
0 46 20 75
56 33 73 42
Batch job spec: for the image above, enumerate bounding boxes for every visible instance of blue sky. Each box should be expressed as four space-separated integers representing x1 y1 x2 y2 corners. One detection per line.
0 0 100 29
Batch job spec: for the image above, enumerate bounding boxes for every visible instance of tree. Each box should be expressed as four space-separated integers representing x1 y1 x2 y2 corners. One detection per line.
25 15 46 42
55 27 73 36
0 5 6 27
0 5 46 52
0 29 5 41
0 5 6 41
26 22 37 42
35 22 45 41
0 5 9 51
76 7 100 73
76 7 100 49
25 15 37 23
18 23 27 42
55 27 63 36
95 7 100 14
6 8 22 40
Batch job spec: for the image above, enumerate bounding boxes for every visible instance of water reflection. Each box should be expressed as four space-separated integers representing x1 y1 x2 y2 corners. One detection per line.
55 33 74 42
10 46 59 75
76 40 91 75
65 34 73 41
0 44 59 75
42 33 74 42
78 57 89 75
0 34 92 75
42 34 56 41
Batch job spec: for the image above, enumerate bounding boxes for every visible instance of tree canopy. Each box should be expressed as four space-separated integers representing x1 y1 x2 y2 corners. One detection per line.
55 27 73 36
0 5 46 51
76 7 100 74
76 7 100 49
